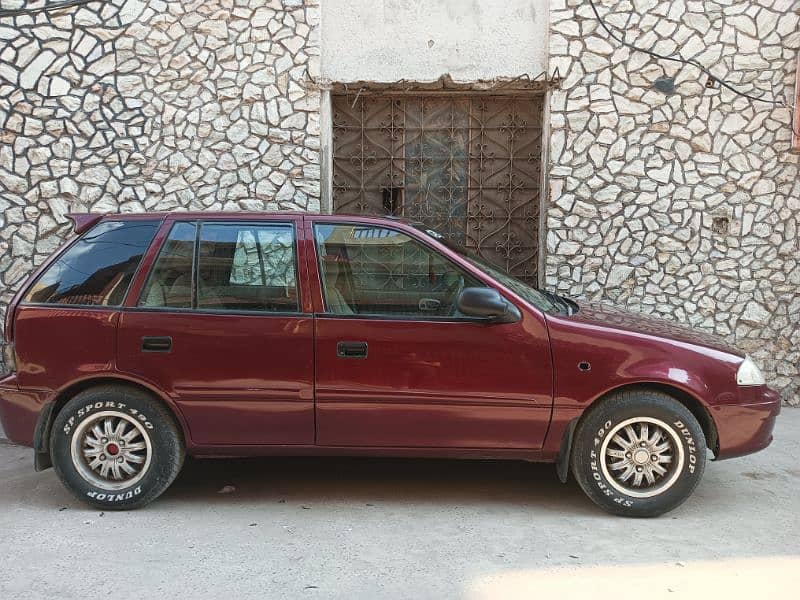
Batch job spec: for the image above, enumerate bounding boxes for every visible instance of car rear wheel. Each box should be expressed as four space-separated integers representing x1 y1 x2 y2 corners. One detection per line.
571 390 707 517
50 385 184 510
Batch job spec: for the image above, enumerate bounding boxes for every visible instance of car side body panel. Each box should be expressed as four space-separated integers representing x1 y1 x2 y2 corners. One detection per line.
14 306 119 391
117 310 315 446
312 315 553 448
541 309 781 460
0 376 47 446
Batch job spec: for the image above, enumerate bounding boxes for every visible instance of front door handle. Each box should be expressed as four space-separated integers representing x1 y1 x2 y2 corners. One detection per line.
141 336 172 353
337 341 368 359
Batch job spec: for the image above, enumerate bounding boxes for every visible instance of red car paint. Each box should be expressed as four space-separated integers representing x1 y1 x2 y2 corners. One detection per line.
0 212 781 467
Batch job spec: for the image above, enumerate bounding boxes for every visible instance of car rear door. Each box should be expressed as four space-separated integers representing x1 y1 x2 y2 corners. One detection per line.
117 215 315 446
308 217 553 449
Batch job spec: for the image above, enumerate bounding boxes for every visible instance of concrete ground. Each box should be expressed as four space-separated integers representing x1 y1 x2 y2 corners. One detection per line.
0 411 798 600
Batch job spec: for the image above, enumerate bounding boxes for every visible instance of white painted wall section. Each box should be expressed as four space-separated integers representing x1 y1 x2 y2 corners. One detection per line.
321 0 548 83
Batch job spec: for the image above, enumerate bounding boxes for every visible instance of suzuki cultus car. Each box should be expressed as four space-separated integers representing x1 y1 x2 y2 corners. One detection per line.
0 212 780 516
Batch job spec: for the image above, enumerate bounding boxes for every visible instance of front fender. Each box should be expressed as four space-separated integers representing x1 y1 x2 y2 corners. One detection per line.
541 314 743 460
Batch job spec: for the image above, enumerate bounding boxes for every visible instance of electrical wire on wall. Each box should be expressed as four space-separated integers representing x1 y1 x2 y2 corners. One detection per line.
0 0 102 18
586 0 800 138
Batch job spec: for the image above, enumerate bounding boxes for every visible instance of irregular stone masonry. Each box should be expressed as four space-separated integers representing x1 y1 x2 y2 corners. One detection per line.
0 0 321 364
0 0 798 404
547 0 799 404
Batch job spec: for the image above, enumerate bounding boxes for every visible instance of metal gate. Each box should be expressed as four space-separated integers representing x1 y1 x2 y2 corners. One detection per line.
331 94 544 285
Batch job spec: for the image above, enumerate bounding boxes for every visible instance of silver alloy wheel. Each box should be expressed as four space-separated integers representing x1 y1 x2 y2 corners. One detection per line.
70 411 152 491
600 416 685 499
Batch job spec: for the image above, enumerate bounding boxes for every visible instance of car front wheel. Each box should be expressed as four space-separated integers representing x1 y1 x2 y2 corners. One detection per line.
50 384 184 510
571 390 707 517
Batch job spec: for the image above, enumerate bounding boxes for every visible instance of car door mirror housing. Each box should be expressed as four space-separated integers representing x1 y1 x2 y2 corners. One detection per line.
457 288 521 324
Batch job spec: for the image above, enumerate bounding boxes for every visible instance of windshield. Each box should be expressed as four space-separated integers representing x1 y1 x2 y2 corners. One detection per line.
413 225 574 315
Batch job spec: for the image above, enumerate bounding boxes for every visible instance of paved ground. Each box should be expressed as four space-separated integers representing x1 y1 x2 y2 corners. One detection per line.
1 411 798 600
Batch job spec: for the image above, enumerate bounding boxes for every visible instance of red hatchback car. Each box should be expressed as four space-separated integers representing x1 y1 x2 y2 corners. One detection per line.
0 212 781 516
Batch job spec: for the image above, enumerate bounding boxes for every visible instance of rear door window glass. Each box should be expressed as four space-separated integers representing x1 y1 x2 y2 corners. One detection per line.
197 223 298 313
23 220 159 306
139 221 299 313
139 222 197 309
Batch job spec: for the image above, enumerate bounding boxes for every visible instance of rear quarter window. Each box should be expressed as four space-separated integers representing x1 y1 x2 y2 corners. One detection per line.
23 220 159 307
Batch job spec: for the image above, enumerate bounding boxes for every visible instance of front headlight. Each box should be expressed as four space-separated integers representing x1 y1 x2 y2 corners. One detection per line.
737 356 765 386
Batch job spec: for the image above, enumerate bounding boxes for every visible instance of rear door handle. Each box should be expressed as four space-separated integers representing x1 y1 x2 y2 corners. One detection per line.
337 341 368 359
141 336 172 353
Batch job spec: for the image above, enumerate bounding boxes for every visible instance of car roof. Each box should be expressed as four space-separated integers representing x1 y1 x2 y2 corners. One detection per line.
67 211 416 234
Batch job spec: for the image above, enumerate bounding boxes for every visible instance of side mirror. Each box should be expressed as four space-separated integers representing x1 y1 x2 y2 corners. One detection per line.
457 288 521 324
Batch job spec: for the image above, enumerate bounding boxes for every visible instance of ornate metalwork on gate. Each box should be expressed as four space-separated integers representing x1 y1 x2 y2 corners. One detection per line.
331 94 544 285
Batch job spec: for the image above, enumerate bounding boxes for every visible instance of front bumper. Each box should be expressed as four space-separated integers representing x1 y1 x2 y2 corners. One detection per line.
712 386 781 460
0 373 48 447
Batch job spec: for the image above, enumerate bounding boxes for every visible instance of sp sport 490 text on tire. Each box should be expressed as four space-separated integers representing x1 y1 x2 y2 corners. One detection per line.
50 385 185 510
571 389 707 517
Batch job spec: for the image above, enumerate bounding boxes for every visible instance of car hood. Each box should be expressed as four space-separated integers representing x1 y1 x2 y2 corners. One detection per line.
560 300 745 358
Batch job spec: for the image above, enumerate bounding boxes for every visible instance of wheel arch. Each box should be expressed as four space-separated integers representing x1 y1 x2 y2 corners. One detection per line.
556 381 719 482
34 375 190 470
583 382 718 455
634 383 717 455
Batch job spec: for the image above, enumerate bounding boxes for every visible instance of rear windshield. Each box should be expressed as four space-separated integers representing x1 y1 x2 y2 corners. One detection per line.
23 220 159 307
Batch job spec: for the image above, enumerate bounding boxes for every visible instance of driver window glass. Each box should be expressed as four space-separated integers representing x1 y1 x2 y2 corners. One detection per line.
314 224 483 318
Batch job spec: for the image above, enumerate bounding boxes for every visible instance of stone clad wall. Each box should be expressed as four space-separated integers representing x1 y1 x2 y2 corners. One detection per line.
1 0 798 405
547 0 800 404
0 0 321 361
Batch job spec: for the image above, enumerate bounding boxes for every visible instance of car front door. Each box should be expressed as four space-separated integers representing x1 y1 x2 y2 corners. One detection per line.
309 218 553 449
117 215 314 446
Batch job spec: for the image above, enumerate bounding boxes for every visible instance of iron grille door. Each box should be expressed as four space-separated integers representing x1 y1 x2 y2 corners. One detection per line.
331 94 544 285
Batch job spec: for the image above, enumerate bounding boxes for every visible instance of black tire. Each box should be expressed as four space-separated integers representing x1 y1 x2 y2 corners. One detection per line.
571 389 706 517
50 384 184 510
